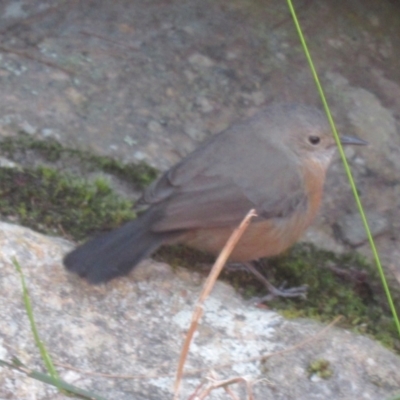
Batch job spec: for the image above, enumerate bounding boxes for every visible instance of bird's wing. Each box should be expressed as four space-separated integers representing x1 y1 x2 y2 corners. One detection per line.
144 131 308 232
138 131 224 206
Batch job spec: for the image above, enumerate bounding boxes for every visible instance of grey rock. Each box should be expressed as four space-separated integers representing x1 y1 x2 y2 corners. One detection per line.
335 211 390 246
0 156 18 168
1 222 400 400
188 53 215 68
326 72 400 181
4 2 28 19
147 120 163 134
301 227 344 253
19 121 37 135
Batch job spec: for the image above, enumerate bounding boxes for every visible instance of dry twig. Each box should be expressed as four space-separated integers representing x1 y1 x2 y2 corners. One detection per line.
173 209 257 400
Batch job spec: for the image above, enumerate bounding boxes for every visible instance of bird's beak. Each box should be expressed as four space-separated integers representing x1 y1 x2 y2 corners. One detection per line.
339 135 368 146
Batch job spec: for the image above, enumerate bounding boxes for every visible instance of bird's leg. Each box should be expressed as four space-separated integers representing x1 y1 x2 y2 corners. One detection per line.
243 262 308 302
204 261 308 301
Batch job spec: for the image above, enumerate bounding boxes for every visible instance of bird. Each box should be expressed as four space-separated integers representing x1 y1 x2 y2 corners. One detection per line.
64 103 367 296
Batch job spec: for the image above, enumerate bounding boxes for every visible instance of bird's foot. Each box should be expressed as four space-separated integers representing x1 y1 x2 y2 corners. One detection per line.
253 281 308 303
243 262 308 302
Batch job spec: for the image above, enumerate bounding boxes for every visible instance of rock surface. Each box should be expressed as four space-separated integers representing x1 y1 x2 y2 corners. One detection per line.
334 210 390 247
0 222 400 400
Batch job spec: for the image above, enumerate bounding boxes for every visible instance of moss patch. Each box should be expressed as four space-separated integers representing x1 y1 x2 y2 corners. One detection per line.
155 244 215 269
234 244 398 351
307 359 333 379
0 133 158 190
0 133 158 240
0 166 136 240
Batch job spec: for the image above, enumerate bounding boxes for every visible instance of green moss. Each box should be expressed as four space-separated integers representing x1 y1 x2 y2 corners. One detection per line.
0 133 158 189
307 359 333 379
90 155 157 189
1 134 64 162
154 245 215 271
249 244 399 352
0 133 158 240
0 166 136 240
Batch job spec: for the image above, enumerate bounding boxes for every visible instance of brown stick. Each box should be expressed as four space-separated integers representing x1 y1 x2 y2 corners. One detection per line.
173 209 257 400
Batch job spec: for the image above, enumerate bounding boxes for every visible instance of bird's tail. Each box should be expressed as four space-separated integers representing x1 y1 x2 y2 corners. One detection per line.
63 211 170 284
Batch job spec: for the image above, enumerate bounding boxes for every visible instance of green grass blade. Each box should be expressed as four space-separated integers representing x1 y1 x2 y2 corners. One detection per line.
13 258 60 380
286 0 400 337
9 259 110 398
0 359 108 400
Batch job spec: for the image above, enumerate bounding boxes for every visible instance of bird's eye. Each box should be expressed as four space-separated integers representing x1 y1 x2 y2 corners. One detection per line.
308 136 321 145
